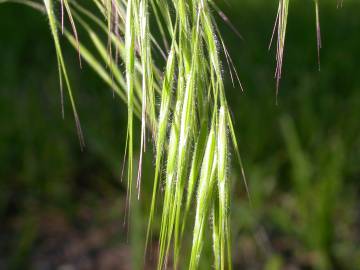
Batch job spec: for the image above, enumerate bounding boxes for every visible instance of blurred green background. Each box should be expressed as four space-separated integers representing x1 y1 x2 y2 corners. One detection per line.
0 0 359 269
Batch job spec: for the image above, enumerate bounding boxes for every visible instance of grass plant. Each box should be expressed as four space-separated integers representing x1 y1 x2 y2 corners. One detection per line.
0 0 338 268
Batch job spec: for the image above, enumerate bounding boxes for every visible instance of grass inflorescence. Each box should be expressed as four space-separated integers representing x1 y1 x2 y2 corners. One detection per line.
0 0 338 268
37 0 240 268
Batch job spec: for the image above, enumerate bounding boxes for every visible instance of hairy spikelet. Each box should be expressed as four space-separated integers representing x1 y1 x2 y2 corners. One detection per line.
190 127 217 269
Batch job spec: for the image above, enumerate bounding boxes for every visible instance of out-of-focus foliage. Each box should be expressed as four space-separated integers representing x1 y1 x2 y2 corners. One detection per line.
0 0 359 269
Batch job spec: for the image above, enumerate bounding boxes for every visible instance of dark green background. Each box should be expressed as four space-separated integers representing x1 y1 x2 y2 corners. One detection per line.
0 1 359 269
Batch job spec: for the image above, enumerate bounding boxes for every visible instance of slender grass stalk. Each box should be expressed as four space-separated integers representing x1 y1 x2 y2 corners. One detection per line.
43 0 85 149
269 0 290 102
315 0 322 71
0 0 43 10
270 0 324 98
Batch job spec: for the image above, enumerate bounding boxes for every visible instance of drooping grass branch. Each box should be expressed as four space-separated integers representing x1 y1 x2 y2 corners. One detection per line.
270 0 324 100
40 0 240 268
0 0 339 269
